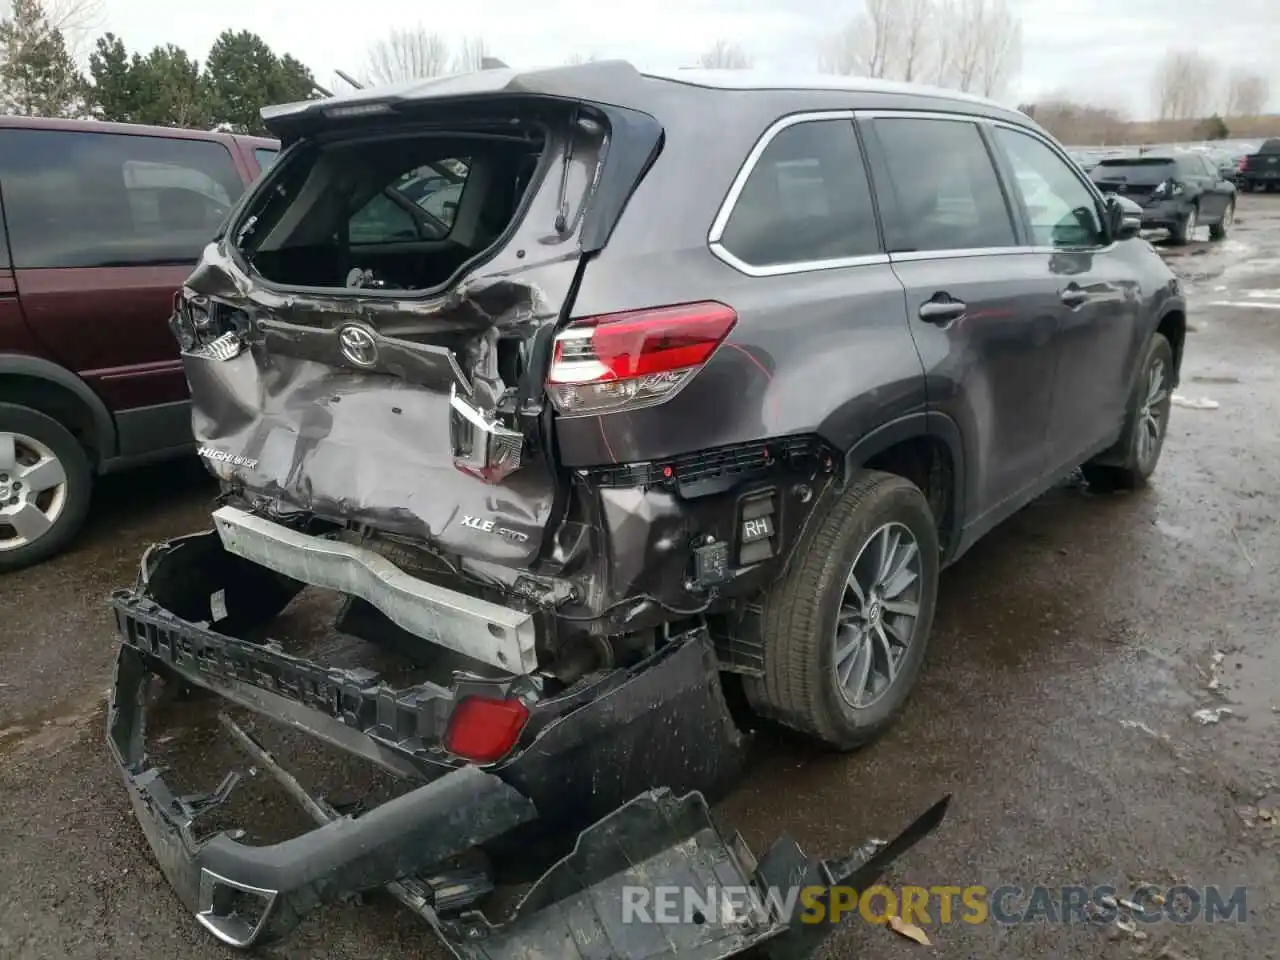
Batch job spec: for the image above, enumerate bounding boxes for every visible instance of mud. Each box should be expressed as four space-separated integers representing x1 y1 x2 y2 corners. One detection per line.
3 197 1280 959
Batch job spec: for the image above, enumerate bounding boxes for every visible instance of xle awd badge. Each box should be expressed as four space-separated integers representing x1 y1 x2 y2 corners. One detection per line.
338 323 378 368
460 515 530 543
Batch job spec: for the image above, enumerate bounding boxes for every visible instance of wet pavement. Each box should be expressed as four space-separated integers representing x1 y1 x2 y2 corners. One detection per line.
3 197 1280 959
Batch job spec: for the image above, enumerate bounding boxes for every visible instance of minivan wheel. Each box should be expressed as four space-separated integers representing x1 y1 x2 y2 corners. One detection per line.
0 403 93 573
1170 205 1197 245
1081 333 1174 491
744 471 939 751
1209 201 1234 240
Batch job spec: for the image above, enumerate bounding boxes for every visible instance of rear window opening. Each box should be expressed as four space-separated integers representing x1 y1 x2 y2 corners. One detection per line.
237 127 547 293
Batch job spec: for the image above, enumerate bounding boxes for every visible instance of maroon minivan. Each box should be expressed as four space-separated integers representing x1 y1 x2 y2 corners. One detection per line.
0 117 278 571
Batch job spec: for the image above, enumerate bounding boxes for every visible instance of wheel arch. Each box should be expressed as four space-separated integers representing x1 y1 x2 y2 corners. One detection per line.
0 355 117 466
843 412 967 562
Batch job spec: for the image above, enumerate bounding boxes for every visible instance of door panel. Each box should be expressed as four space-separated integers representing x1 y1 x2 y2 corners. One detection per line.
989 124 1140 468
891 254 1058 517
860 114 1056 525
0 127 250 418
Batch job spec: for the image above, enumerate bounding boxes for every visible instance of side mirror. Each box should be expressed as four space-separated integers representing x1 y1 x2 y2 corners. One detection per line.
1104 194 1143 241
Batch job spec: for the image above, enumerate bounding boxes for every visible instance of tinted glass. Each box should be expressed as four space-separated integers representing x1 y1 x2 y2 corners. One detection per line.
1090 159 1176 185
994 127 1104 248
872 118 1016 252
347 158 470 244
254 147 278 170
719 119 881 267
0 129 244 269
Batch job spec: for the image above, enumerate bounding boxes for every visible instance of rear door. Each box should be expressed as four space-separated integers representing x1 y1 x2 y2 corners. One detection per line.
0 128 249 455
1180 156 1225 219
988 123 1137 469
859 112 1058 524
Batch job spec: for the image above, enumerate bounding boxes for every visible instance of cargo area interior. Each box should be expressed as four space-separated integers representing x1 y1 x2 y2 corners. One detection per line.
242 127 546 291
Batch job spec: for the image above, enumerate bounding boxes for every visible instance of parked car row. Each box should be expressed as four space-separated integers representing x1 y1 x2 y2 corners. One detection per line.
1088 151 1238 243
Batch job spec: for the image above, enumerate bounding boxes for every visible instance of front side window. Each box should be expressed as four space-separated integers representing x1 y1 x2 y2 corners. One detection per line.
871 117 1017 253
0 129 244 269
994 127 1105 248
717 118 881 269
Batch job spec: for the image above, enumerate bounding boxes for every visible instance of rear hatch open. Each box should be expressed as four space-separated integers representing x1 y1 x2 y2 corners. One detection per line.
173 69 662 575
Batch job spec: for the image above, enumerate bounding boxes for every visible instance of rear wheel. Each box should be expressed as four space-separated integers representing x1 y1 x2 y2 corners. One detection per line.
0 403 93 572
744 471 939 751
1082 333 1173 491
1210 201 1234 240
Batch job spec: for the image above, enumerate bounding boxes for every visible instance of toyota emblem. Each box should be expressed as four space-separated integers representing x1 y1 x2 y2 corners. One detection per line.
338 324 378 367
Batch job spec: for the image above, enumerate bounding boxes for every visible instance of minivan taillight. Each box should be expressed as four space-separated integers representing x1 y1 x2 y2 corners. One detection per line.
546 301 737 416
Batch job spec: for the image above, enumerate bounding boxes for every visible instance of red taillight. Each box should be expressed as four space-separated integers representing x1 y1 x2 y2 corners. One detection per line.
546 301 736 416
1239 157 1250 170
444 695 529 763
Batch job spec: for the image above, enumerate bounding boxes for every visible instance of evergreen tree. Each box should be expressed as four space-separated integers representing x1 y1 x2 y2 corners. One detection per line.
0 0 86 117
205 30 318 134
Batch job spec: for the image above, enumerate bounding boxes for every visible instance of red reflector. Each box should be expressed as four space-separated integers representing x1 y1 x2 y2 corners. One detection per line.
444 695 529 763
548 301 737 384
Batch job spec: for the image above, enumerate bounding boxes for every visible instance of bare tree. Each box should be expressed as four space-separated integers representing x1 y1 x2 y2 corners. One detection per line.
1224 68 1270 116
43 0 100 55
453 36 490 72
363 26 450 85
1152 49 1217 121
697 39 752 70
898 0 935 82
818 0 897 78
973 0 1021 97
564 52 600 66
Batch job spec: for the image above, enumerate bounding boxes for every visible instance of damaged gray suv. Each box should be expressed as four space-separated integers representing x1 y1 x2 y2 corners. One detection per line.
107 61 1185 956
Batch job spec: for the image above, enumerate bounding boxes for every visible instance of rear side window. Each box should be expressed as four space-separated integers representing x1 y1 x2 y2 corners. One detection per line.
254 147 278 171
0 129 244 269
870 117 1016 252
717 118 881 269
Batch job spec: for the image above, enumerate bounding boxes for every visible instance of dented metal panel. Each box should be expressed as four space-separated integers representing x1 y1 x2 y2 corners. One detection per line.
212 506 538 673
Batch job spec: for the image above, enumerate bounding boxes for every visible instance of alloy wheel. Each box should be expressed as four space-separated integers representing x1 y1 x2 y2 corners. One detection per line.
1136 356 1169 470
0 432 70 552
833 522 923 709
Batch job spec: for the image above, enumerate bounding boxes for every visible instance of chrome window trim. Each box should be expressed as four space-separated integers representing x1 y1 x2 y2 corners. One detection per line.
708 109 893 277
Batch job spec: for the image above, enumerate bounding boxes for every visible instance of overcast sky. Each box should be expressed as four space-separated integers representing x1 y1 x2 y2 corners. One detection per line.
86 0 1279 119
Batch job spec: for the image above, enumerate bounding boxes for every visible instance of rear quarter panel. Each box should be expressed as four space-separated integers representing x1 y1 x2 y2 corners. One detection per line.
558 91 926 466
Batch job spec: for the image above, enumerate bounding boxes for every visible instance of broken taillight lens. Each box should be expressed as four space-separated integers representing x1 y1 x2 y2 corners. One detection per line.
444 695 530 763
546 301 737 416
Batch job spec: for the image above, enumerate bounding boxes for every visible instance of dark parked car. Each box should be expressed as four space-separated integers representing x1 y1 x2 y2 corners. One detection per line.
1239 137 1280 192
1089 152 1237 244
0 117 278 571
109 64 1185 952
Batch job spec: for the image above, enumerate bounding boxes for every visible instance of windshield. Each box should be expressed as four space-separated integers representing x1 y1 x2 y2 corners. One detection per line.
1090 160 1176 184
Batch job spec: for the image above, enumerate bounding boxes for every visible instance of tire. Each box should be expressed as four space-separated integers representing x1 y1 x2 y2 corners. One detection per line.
0 403 94 573
1210 201 1234 240
1170 204 1197 245
743 470 940 751
1081 333 1174 492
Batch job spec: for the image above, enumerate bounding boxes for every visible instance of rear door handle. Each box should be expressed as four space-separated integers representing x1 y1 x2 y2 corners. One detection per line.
1060 287 1088 308
918 299 967 325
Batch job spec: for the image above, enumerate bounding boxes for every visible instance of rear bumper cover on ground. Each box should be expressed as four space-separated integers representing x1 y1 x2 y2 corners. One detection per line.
106 529 949 956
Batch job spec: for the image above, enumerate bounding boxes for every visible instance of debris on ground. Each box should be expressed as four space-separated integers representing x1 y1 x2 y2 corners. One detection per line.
888 915 933 946
1192 707 1234 725
1121 719 1168 740
1206 651 1226 692
1171 394 1220 410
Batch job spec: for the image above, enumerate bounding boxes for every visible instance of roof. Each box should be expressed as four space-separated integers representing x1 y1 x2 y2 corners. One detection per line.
639 67 1001 109
0 114 277 147
260 59 1023 140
